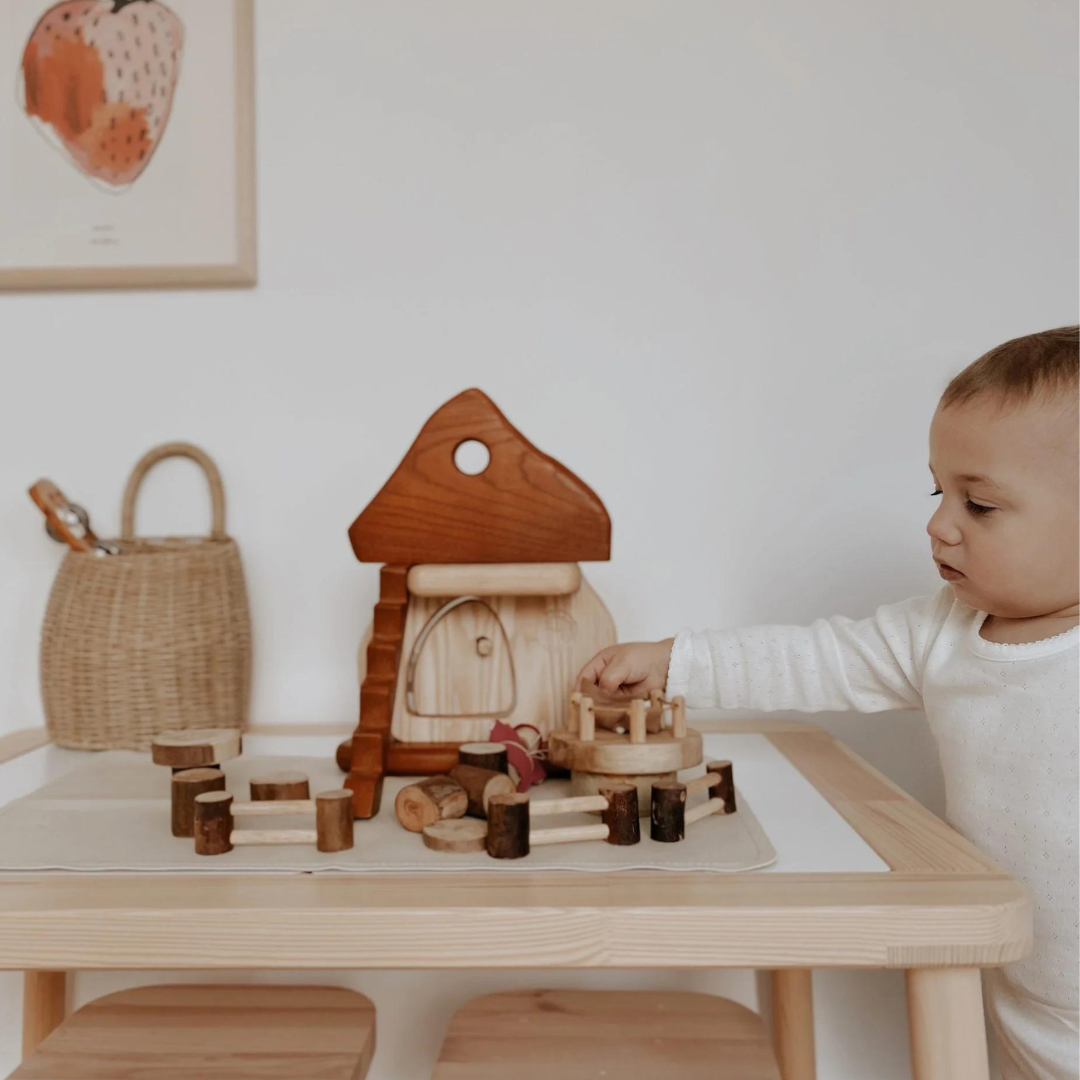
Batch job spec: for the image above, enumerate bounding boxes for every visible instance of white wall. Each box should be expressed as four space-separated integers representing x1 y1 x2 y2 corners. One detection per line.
0 1 1075 1076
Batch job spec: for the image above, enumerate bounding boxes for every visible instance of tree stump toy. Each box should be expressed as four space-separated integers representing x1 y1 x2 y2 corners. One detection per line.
337 389 618 819
449 763 516 818
170 768 226 838
193 789 354 856
547 693 701 814
394 775 468 833
249 772 311 802
651 761 737 843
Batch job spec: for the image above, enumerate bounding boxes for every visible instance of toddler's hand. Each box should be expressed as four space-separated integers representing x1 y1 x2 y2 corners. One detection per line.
576 638 675 700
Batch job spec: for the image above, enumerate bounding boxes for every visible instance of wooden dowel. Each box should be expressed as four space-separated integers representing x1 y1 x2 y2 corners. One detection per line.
650 781 686 842
171 768 225 838
232 800 316 817
449 764 516 819
193 791 234 856
671 696 687 738
250 771 310 802
530 824 610 846
458 742 509 774
708 759 737 813
600 782 640 845
684 772 722 799
316 789 354 852
530 795 610 817
568 691 582 733
230 829 318 846
578 696 595 742
394 775 467 833
685 797 723 826
628 698 647 744
485 793 530 859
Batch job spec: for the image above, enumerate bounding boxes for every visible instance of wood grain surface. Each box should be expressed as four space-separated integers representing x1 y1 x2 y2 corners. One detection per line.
348 389 611 564
11 984 376 1080
391 574 616 743
431 989 781 1079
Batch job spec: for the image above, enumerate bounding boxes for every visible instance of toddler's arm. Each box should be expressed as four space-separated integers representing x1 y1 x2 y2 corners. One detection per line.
579 590 952 714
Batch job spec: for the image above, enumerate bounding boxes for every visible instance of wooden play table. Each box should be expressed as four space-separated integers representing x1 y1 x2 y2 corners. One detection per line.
0 720 1030 1080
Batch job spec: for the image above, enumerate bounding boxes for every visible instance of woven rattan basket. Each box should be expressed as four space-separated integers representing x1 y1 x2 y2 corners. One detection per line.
40 443 252 750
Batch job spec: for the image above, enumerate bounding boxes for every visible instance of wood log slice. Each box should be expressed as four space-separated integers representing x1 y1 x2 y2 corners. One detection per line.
171 768 225 838
449 764 515 819
193 791 234 856
485 793 530 859
422 818 488 854
599 782 640 845
316 790 355 852
151 728 241 770
250 771 310 802
394 775 468 833
458 742 509 774
650 780 687 843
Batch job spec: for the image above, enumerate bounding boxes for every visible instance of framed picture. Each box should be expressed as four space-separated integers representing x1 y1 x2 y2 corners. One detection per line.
0 0 255 290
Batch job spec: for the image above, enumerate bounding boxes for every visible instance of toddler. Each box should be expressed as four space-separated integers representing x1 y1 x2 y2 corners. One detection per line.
579 327 1079 1080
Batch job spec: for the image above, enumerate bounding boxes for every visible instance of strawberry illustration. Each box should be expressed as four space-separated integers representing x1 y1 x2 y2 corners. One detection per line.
19 0 184 189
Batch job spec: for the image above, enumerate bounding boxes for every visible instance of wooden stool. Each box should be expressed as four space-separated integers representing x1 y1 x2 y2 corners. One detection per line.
9 984 376 1080
431 989 781 1079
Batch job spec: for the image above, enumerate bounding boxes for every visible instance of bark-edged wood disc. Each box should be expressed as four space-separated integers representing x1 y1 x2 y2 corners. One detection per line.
422 818 488 853
152 728 242 769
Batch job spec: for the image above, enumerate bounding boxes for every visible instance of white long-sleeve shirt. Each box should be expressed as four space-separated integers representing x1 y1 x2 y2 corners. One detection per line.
666 587 1079 1080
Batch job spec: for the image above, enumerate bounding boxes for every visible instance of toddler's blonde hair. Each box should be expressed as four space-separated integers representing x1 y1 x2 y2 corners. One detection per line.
941 326 1079 410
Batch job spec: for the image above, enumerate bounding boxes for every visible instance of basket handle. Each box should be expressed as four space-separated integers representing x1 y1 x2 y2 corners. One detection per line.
121 442 227 541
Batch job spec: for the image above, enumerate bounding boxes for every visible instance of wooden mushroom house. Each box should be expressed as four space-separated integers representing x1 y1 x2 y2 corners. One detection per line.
339 389 617 818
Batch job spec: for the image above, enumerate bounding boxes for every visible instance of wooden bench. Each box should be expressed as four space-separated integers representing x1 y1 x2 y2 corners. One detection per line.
431 989 781 1079
9 984 375 1080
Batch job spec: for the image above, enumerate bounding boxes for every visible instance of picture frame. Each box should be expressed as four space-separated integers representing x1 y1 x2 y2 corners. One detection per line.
0 0 256 290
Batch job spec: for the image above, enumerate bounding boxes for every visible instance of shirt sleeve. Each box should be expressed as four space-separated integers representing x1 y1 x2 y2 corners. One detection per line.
665 589 953 713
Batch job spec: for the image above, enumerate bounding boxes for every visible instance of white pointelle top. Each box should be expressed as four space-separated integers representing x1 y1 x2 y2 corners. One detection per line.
666 587 1079 1080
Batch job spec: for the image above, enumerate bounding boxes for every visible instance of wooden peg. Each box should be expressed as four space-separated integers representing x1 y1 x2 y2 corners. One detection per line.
458 742 509 774
316 790 354 852
250 771 310 802
422 818 488 853
685 797 723 826
171 768 225 838
232 829 317 847
395 775 468 833
232 800 315 818
530 795 610 817
708 760 737 814
599 782 640 845
449 764 516 819
628 699 647 745
152 728 241 771
568 692 582 733
650 781 687 843
671 696 687 738
684 771 722 799
578 696 596 742
193 791 234 856
486 793 530 859
530 824 610 846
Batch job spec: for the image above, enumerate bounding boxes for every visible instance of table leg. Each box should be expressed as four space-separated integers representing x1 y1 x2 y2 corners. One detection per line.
770 969 816 1080
906 968 989 1080
22 970 67 1060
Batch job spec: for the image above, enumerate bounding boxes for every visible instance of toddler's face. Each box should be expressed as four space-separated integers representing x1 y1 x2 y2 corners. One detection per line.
927 392 1079 618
